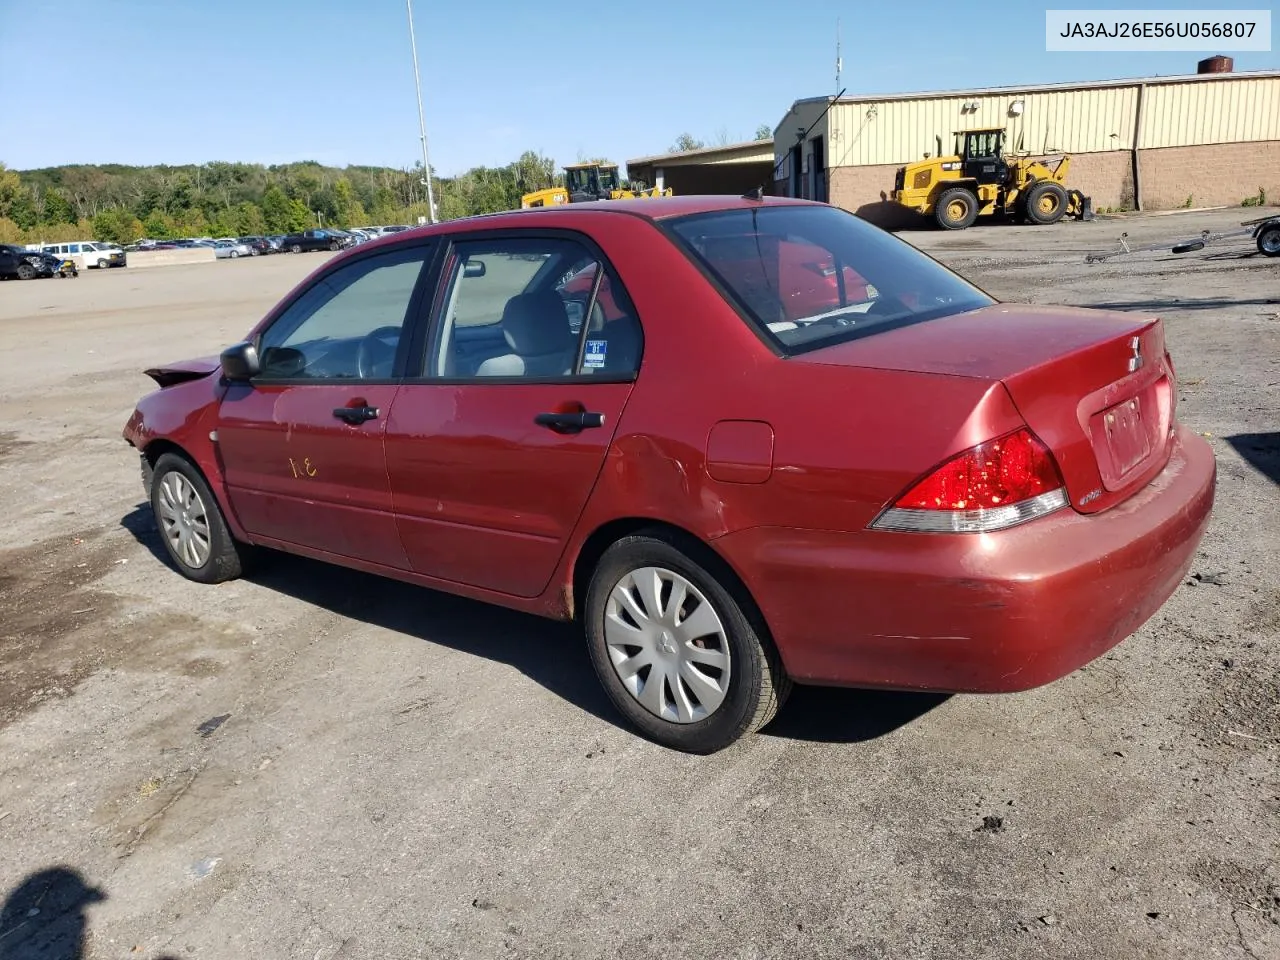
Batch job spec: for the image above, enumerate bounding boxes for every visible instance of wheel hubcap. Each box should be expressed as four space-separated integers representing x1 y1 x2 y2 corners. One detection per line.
157 472 212 568
604 566 730 724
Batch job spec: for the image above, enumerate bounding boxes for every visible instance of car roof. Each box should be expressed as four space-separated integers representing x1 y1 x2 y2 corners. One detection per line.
358 195 820 250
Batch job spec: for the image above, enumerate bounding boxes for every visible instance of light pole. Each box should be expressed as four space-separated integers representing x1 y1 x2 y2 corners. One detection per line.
406 0 437 223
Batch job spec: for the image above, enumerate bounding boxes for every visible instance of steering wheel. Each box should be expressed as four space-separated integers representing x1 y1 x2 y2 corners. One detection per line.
356 325 401 379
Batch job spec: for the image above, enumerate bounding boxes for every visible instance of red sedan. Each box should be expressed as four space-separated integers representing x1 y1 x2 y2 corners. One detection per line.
123 195 1216 753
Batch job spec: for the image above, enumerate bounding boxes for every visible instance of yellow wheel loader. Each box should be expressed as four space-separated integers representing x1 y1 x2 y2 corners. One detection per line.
891 128 1092 230
520 162 672 208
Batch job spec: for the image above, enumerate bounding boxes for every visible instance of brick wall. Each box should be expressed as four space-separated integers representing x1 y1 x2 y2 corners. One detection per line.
1065 151 1134 209
822 141 1278 224
1139 141 1278 209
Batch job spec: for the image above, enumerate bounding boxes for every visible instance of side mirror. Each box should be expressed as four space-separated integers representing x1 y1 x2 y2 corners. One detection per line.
463 260 486 278
220 341 260 381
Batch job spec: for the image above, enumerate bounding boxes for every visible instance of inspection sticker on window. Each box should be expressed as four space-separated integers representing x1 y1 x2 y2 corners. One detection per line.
584 339 607 369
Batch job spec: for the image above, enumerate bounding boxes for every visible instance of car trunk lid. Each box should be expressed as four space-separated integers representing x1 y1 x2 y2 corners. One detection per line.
795 303 1175 514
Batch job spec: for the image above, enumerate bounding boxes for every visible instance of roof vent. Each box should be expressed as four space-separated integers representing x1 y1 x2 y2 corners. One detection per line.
1197 55 1233 73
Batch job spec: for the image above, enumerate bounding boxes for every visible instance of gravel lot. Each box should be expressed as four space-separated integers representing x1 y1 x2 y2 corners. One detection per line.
1 210 1277 960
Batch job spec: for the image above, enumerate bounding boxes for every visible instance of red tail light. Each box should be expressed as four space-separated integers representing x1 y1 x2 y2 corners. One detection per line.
871 428 1068 533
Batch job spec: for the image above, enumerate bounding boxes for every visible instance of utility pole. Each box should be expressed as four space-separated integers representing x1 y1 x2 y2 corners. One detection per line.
406 0 437 223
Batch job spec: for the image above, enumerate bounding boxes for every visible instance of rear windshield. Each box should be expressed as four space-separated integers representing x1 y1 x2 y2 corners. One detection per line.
666 204 993 353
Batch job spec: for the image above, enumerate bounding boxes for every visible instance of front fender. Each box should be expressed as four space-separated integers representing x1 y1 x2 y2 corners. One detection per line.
123 375 248 540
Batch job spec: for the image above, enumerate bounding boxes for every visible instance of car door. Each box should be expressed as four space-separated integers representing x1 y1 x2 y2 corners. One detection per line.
215 240 437 567
384 232 644 597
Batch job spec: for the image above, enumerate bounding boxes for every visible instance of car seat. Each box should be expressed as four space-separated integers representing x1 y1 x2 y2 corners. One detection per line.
475 289 576 377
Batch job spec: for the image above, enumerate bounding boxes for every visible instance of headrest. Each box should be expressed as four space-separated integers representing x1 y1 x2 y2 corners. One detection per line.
501 290 569 356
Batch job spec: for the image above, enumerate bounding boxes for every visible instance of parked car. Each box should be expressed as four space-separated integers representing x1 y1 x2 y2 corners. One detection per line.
39 240 126 270
122 195 1216 753
213 240 252 259
281 229 348 253
236 236 273 256
0 243 65 279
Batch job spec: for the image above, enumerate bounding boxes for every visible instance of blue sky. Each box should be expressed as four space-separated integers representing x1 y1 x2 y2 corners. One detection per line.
0 0 1274 176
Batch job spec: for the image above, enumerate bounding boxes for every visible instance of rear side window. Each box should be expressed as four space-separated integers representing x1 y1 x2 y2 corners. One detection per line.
666 204 993 353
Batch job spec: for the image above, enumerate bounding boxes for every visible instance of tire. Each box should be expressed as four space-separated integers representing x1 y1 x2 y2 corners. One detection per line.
1024 181 1069 225
584 531 790 753
15 263 35 280
230 250 239 258
934 187 979 230
1257 226 1280 257
96 259 108 269
291 244 302 254
329 241 339 251
149 452 248 584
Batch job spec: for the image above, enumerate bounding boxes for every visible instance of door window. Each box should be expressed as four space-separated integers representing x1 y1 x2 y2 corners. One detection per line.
256 245 431 380
429 237 642 380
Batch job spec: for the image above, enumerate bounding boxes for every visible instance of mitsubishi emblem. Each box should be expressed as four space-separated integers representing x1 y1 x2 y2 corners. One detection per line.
1128 336 1143 373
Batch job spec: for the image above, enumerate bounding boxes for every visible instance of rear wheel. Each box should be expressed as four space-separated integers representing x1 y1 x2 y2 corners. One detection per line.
291 244 302 254
584 531 790 753
1025 181 1069 225
934 187 979 230
1257 225 1280 257
149 453 248 584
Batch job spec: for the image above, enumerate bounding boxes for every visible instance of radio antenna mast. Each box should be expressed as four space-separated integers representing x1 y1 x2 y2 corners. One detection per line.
835 18 843 94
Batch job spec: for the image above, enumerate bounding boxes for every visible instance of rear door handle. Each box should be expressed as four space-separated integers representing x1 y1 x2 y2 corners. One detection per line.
534 411 605 434
333 405 379 425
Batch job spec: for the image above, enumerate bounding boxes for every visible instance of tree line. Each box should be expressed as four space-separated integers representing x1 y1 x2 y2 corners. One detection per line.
0 124 774 247
0 151 561 246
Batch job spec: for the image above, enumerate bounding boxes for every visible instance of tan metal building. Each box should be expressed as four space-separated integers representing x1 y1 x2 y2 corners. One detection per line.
773 67 1280 223
626 141 776 197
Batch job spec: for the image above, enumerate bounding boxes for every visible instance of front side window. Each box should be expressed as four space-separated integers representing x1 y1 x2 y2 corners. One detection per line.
256 245 431 380
430 236 641 379
667 204 992 354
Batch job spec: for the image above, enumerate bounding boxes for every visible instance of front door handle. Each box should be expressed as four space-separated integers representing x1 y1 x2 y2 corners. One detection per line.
333 405 379 425
534 411 605 434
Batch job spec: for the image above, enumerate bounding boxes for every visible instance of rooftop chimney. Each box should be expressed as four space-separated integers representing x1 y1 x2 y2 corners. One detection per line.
1197 55 1233 73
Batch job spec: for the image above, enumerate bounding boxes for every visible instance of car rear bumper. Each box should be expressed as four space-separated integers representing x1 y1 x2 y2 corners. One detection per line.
715 425 1216 693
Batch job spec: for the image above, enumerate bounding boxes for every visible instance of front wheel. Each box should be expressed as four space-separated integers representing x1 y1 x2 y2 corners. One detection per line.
230 250 239 258
97 258 108 269
329 241 340 251
1024 181 1069 225
150 453 249 584
15 263 35 280
1257 225 1280 257
584 531 790 753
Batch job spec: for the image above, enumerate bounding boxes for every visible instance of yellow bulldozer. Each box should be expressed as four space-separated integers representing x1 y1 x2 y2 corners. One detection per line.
520 162 672 208
891 128 1093 230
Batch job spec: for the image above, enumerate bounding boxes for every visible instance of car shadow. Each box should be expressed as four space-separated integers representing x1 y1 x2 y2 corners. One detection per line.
120 504 946 746
764 686 949 743
1226 432 1280 485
